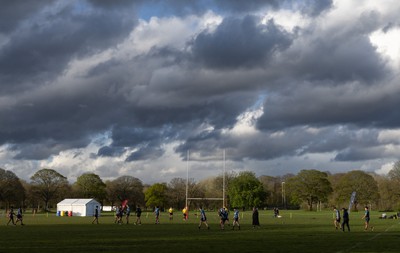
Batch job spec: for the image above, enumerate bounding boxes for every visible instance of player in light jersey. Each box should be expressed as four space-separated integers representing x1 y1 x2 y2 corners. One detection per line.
154 206 160 224
232 208 240 230
333 207 341 230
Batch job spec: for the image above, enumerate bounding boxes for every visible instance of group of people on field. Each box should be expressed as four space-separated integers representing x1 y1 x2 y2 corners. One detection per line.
6 207 24 226
197 206 260 230
333 206 373 232
4 204 378 232
112 204 142 225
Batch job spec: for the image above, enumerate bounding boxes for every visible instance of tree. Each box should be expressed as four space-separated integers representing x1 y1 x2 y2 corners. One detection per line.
374 175 398 211
0 168 25 208
106 176 144 207
388 161 400 181
227 171 266 209
334 170 379 211
145 183 168 208
30 168 69 211
74 173 106 203
167 178 189 209
258 175 281 207
382 161 400 210
287 169 332 211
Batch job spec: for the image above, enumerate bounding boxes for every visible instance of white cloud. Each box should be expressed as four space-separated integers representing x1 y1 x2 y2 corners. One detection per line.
228 105 264 136
261 9 311 32
131 11 222 53
378 129 400 144
370 27 400 69
375 161 394 175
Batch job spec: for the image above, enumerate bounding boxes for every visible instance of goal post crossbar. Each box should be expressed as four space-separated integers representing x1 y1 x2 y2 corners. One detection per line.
187 198 223 200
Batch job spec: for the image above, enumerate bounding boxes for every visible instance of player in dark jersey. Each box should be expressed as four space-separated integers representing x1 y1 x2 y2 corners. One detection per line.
198 206 210 230
362 206 373 231
219 207 228 230
135 205 142 225
92 206 99 224
15 207 24 225
341 208 350 232
7 207 15 226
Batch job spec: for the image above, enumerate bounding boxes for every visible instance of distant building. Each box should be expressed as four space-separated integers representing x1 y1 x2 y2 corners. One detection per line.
57 199 101 217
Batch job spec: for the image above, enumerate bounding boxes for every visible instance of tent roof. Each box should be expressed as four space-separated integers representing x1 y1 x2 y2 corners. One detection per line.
57 199 100 205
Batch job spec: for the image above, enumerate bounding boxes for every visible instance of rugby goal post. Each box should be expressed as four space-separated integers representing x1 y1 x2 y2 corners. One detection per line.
185 150 226 209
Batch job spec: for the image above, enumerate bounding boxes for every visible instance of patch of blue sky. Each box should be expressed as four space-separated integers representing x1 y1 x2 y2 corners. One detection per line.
71 1 92 15
137 0 219 21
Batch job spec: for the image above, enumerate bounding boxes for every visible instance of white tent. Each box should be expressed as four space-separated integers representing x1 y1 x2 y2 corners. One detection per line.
57 199 101 217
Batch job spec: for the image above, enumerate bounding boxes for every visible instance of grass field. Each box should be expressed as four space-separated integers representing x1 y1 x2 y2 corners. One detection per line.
1 209 399 253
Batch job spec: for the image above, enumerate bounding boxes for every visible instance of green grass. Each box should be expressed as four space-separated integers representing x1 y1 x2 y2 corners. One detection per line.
1 210 399 253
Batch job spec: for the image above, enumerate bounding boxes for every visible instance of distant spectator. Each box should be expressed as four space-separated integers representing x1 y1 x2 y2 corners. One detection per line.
252 207 260 229
92 206 99 224
341 208 350 232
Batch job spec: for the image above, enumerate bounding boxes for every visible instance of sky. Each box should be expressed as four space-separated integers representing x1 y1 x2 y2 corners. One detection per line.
1 0 400 184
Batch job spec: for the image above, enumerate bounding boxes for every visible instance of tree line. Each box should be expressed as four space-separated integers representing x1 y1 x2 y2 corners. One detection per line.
1 161 400 212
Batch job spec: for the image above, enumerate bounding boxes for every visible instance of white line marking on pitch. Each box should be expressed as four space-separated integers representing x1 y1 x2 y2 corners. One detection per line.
336 222 399 253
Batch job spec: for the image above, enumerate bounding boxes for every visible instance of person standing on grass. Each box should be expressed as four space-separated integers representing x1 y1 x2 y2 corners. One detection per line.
92 206 99 224
182 207 188 221
169 207 173 221
118 205 124 224
198 206 209 230
224 207 230 226
135 205 142 225
6 208 13 225
219 207 228 230
252 207 260 229
342 208 350 232
114 206 120 224
232 208 240 230
15 207 24 226
154 206 160 224
125 205 131 224
333 207 341 230
362 206 373 231
7 207 15 226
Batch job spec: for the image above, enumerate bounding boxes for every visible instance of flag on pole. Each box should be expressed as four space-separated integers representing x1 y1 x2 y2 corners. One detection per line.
348 191 356 213
121 199 128 209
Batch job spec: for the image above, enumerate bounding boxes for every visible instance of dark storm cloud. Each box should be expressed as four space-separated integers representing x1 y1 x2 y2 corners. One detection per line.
11 139 89 160
175 126 319 161
191 16 292 68
125 146 165 161
175 125 390 162
257 81 400 131
134 0 329 18
213 0 279 12
135 0 279 18
87 0 136 9
0 0 52 33
1 0 399 169
175 130 223 159
335 147 385 162
0 2 137 93
284 34 387 84
97 146 126 157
